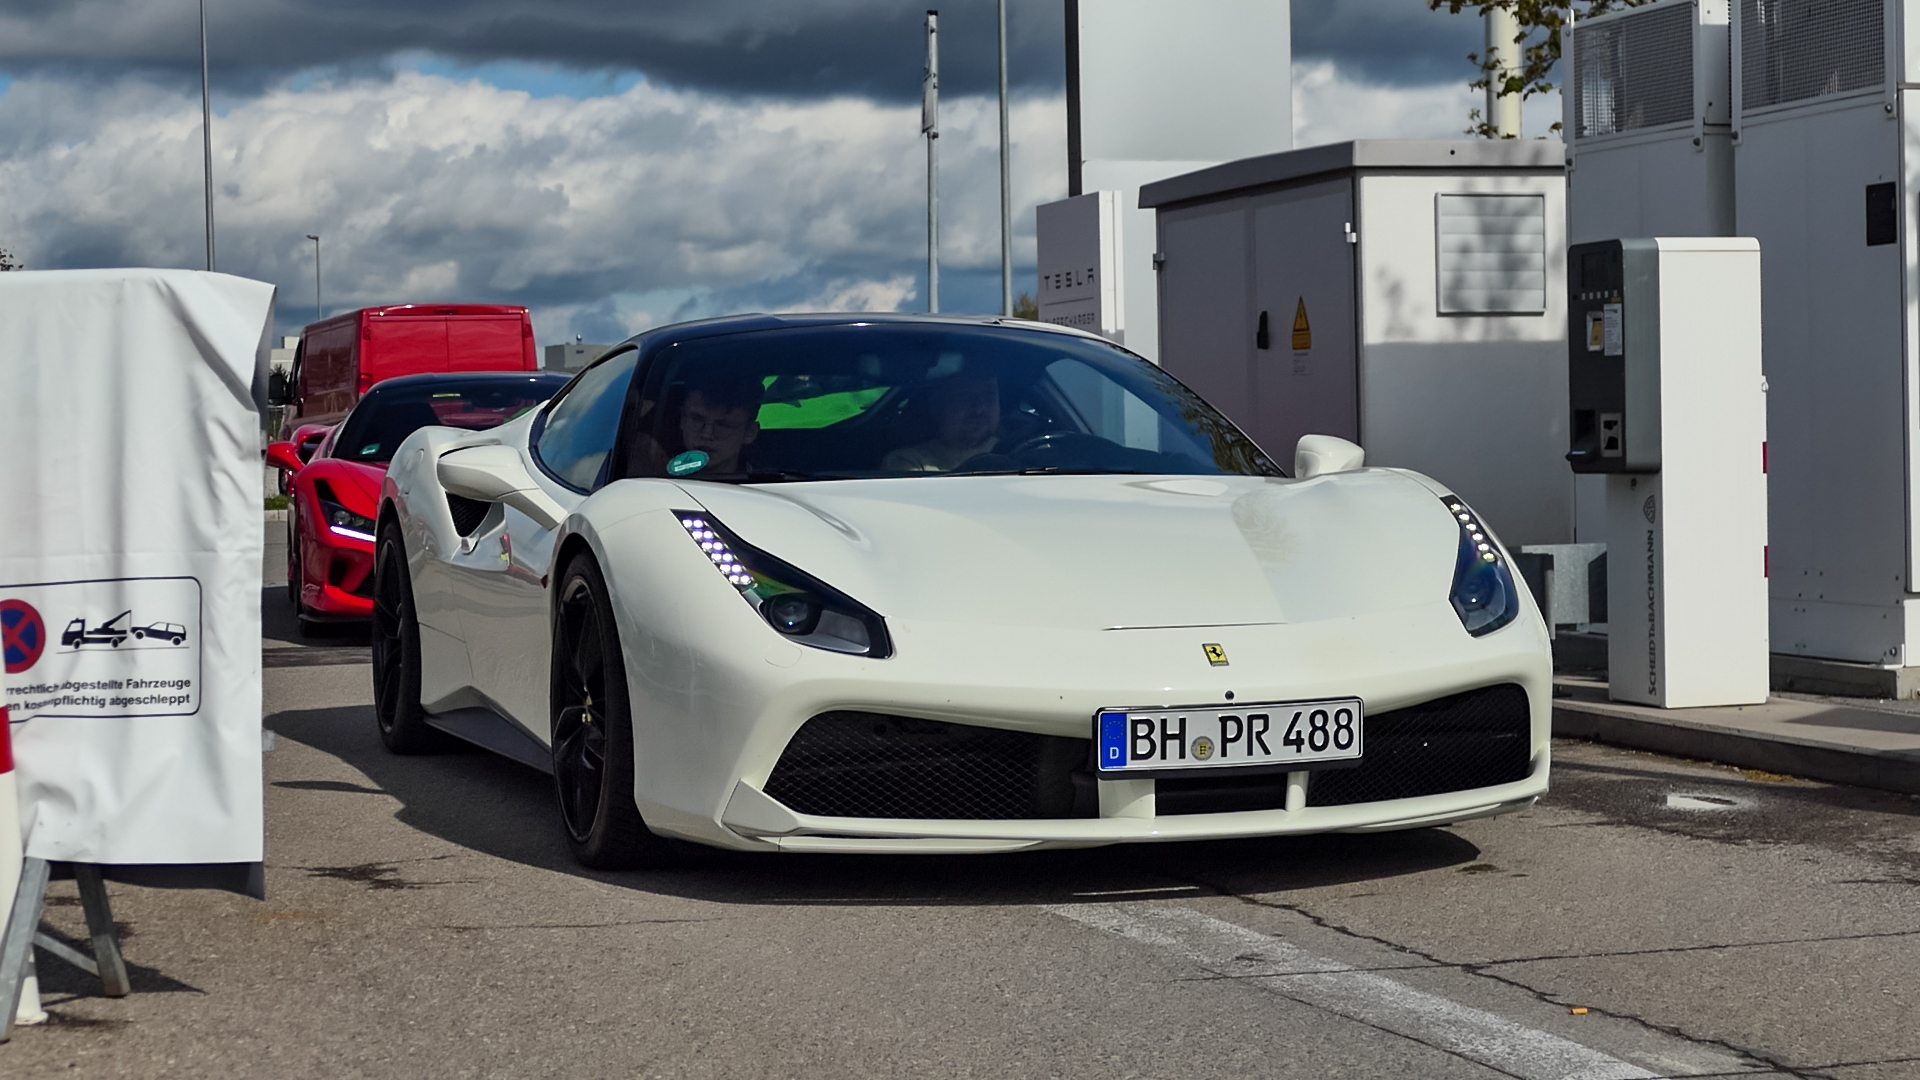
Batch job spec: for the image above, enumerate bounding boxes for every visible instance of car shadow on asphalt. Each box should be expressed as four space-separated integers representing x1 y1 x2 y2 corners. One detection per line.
267 704 1484 908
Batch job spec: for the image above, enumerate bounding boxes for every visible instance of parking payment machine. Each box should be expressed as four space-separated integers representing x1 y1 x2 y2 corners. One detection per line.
1566 238 1769 707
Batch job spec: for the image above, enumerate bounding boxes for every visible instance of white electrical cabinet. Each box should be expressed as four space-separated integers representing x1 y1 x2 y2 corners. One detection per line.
1732 0 1920 665
1567 0 1735 243
1143 140 1573 546
1068 0 1293 362
1568 239 1770 706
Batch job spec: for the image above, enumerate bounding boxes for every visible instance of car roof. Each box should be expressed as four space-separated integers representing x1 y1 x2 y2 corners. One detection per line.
614 312 1117 352
364 371 571 394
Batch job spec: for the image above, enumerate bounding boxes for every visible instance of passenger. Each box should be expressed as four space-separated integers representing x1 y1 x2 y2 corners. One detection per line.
882 371 1000 473
677 372 764 475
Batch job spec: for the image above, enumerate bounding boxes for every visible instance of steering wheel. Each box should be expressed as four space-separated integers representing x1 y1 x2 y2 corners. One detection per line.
1006 430 1109 458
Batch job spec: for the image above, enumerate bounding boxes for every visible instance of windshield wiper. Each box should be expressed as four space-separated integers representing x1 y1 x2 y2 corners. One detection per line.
732 470 831 483
943 467 1155 477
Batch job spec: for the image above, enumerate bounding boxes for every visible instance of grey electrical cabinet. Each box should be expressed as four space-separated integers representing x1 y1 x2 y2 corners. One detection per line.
1143 139 1573 546
1733 0 1918 665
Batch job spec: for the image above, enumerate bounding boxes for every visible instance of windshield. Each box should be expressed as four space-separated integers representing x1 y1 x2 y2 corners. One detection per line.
621 324 1281 482
333 374 570 464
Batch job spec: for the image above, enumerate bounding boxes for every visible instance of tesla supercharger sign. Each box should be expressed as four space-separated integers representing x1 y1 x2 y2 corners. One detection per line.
1036 191 1125 344
0 269 271 890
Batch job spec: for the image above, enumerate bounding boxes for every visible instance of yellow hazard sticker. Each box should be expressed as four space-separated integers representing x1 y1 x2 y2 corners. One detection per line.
1203 643 1228 666
1291 298 1312 351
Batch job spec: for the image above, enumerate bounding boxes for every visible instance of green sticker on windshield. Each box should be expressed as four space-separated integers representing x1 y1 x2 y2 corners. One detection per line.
667 450 710 477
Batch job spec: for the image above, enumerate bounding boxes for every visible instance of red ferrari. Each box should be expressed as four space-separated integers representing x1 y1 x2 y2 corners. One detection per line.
268 371 570 631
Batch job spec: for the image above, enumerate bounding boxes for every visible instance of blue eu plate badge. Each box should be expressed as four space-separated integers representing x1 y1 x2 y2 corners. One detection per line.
1099 712 1129 769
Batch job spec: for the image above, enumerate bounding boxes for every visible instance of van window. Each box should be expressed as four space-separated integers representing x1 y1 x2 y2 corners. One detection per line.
533 349 640 490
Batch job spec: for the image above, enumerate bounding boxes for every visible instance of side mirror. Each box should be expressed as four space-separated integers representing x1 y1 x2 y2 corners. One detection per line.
267 370 291 407
1295 434 1365 480
266 441 306 474
436 444 566 531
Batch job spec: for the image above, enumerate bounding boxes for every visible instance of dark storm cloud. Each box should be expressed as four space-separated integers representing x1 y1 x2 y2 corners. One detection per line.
0 0 1067 100
0 1 1480 100
1293 0 1481 87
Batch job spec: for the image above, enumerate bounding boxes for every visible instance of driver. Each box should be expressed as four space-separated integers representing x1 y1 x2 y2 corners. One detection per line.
677 372 763 474
883 370 1000 473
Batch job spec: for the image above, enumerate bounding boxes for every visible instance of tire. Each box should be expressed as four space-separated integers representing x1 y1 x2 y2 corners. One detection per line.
551 555 673 869
133 630 145 640
372 523 447 754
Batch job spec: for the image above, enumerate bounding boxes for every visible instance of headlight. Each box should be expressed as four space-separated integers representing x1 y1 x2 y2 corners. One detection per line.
675 511 892 658
314 480 376 543
1442 495 1518 637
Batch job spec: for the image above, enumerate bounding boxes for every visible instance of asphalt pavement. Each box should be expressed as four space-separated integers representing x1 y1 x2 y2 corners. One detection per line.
1 527 1914 1078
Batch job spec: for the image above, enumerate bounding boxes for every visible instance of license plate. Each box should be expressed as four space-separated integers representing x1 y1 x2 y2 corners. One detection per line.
1095 699 1364 775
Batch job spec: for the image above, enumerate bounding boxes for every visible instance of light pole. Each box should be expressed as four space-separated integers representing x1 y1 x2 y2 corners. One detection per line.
1484 4 1522 138
200 0 215 271
305 235 322 323
922 10 939 313
997 0 1012 316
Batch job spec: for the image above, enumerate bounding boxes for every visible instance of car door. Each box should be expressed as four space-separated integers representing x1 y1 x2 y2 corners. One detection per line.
449 348 640 739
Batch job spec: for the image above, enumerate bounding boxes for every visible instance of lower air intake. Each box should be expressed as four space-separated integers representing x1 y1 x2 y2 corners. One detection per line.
763 712 1094 820
1306 683 1533 807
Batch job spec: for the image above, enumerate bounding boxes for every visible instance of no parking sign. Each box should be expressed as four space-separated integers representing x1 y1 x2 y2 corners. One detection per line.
0 269 273 891
1 600 44 676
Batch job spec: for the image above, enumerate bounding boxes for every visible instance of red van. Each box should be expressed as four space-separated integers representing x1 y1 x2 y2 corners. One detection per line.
276 305 539 432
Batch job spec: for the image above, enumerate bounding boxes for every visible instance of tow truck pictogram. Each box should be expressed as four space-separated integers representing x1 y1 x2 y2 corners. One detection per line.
61 610 133 649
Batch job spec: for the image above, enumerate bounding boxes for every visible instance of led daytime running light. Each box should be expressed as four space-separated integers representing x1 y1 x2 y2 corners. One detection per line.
678 515 755 588
1442 494 1519 637
1446 500 1502 567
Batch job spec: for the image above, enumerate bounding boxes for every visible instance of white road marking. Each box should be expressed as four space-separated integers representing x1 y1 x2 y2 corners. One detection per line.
1046 903 1658 1080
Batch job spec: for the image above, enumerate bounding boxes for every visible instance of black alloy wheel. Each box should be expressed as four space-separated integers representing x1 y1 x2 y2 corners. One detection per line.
372 524 446 753
551 556 671 869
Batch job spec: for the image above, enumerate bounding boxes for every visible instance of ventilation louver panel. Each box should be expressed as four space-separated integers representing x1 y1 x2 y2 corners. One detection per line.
1436 195 1547 315
1740 0 1884 110
1573 3 1697 139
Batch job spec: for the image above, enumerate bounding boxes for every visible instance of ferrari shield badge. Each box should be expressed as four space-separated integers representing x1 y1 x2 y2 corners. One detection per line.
1203 643 1228 666
667 450 710 477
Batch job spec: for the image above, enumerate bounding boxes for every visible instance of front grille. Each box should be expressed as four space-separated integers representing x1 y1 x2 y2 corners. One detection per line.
1156 772 1290 816
1306 684 1533 808
763 712 1094 820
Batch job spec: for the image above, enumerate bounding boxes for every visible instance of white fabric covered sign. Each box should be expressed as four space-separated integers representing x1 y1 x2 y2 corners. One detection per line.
0 269 272 876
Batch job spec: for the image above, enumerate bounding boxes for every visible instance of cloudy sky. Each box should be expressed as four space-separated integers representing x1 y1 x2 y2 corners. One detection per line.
0 0 1555 346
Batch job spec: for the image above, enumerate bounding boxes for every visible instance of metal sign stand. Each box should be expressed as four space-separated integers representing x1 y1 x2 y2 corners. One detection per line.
0 858 130 1042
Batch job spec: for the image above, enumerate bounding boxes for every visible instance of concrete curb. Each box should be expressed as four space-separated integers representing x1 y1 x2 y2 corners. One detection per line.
1553 700 1920 796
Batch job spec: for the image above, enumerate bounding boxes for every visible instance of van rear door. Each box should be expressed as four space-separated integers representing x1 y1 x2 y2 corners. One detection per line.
446 315 532 372
365 317 448 385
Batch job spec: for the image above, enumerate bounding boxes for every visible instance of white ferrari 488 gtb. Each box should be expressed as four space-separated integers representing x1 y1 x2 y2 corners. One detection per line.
374 314 1551 867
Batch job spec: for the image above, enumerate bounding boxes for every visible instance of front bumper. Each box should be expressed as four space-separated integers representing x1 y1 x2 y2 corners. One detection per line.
612 555 1554 853
719 782 1544 853
300 526 375 618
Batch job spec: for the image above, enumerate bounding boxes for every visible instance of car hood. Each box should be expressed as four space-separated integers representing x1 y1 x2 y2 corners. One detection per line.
677 472 1463 630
